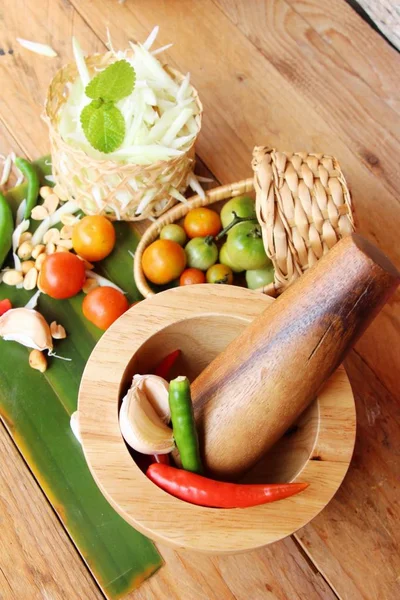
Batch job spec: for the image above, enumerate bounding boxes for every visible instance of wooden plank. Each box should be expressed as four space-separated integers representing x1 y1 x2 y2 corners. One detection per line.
296 349 400 600
286 0 400 113
1 1 399 598
0 2 340 600
0 423 102 600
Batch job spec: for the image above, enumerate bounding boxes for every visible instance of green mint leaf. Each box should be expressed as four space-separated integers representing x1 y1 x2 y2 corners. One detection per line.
85 60 135 102
81 100 125 153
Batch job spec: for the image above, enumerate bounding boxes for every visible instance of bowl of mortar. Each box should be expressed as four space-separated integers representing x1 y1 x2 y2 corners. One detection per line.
78 284 356 553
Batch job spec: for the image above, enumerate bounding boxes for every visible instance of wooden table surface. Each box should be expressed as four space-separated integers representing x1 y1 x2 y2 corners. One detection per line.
0 1 399 599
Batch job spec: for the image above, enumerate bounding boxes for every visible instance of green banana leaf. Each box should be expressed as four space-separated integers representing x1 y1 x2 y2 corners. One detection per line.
0 157 162 599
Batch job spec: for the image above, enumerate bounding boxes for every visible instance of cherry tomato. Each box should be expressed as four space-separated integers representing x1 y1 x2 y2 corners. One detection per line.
72 215 116 262
220 195 256 229
179 268 206 286
39 253 86 299
206 264 233 285
160 224 187 246
184 207 221 238
246 267 275 290
226 222 269 270
219 243 244 273
82 286 129 330
142 239 186 285
185 237 218 271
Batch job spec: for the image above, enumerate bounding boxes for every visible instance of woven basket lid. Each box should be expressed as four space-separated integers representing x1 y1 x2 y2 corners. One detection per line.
252 147 355 294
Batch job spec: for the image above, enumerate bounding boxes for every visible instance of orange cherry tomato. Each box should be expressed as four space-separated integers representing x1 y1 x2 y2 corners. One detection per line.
183 207 221 238
179 268 206 286
142 240 186 285
82 286 129 330
72 215 116 262
39 253 86 299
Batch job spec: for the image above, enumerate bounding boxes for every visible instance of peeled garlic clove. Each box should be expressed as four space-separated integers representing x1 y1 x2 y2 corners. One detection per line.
0 308 53 351
132 374 170 421
119 384 174 455
70 411 81 444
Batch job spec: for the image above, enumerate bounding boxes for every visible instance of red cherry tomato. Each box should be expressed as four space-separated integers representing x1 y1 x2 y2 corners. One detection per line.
179 268 206 286
82 286 129 330
39 253 86 299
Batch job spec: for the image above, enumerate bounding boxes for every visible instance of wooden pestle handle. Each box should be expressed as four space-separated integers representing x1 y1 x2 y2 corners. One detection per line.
192 234 400 480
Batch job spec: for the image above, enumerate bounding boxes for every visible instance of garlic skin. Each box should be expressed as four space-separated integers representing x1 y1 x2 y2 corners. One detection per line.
119 375 174 455
0 308 53 352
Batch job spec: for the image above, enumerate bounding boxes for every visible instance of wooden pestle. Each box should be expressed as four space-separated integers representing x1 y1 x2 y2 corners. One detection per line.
192 234 400 480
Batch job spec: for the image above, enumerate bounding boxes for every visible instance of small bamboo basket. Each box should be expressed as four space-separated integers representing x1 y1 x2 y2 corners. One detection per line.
134 147 354 298
43 52 202 221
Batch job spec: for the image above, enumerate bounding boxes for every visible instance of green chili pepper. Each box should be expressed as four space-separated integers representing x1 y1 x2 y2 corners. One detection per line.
0 192 13 270
15 157 40 220
168 376 203 474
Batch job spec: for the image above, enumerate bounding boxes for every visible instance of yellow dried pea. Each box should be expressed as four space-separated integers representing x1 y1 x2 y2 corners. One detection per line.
39 186 52 199
29 349 47 373
43 193 59 215
60 225 73 240
43 228 60 245
21 260 36 275
2 270 23 286
82 278 99 294
19 231 33 244
31 205 49 221
50 321 67 340
35 253 46 270
17 241 33 260
56 245 69 253
46 242 56 255
57 239 73 249
60 214 79 226
31 244 46 259
23 267 38 291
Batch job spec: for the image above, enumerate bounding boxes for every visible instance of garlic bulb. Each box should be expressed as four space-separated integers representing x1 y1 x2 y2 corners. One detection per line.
119 374 174 455
0 308 53 351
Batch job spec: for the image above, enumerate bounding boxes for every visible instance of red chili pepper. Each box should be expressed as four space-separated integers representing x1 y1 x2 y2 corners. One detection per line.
0 299 12 316
147 463 309 508
153 349 181 380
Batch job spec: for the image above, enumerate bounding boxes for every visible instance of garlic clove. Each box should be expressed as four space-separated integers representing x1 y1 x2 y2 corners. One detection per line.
70 411 81 444
119 384 174 455
0 308 53 351
132 374 170 422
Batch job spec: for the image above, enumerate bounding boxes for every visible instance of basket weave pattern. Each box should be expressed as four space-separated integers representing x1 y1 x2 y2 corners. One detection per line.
44 54 202 221
253 147 354 293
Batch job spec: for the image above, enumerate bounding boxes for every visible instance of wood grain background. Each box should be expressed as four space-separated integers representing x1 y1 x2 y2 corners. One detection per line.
0 1 399 598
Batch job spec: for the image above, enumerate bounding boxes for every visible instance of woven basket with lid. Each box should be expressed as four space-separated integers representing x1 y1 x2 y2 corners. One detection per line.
43 52 202 221
134 146 354 298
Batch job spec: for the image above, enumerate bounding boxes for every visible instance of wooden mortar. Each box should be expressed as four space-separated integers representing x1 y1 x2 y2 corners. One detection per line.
78 285 356 552
192 234 400 480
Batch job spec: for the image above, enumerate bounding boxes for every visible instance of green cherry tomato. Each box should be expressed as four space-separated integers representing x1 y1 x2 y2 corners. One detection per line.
206 264 234 285
219 243 244 273
220 195 256 229
160 223 187 246
246 266 275 290
226 222 269 270
185 237 218 271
